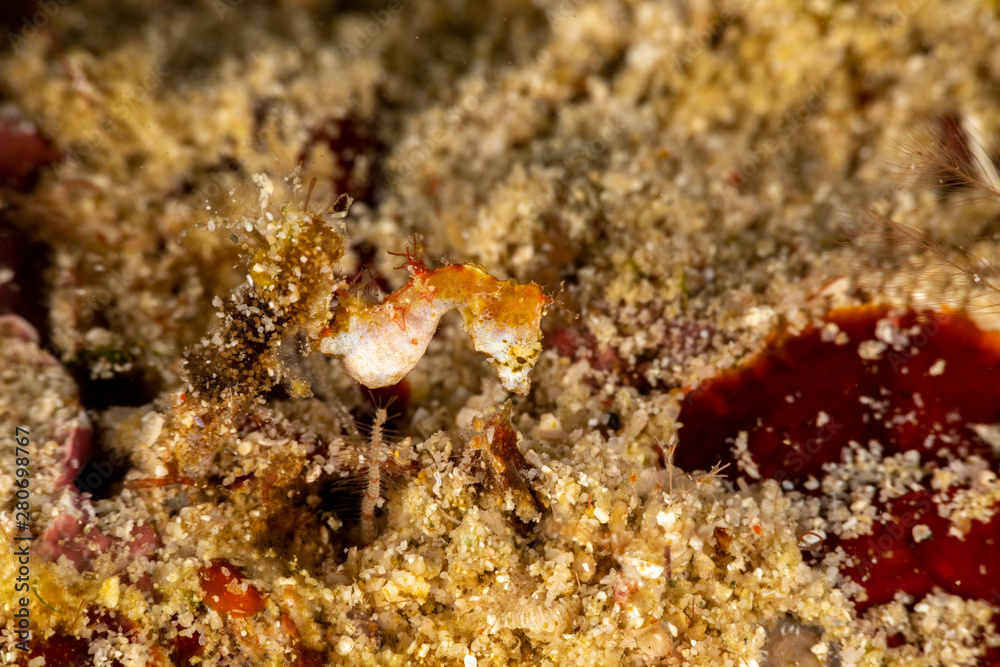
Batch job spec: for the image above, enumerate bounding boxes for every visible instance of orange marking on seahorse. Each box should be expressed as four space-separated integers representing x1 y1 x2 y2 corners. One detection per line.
390 305 407 331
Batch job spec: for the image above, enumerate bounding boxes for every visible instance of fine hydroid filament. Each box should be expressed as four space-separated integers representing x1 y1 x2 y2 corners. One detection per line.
852 115 1000 315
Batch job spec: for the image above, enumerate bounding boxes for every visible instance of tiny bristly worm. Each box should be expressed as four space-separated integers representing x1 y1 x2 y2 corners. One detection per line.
360 407 388 544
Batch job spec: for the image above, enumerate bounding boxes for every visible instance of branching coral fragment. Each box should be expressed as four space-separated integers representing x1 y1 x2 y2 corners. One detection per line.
318 237 552 394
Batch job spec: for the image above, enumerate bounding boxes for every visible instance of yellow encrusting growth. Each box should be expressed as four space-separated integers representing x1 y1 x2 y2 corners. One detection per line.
318 238 552 394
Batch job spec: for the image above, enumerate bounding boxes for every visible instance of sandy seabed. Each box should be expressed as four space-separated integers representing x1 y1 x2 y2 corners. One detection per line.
2 0 1000 665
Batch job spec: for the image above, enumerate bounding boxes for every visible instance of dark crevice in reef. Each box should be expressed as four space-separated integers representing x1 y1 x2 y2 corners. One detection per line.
0 213 54 347
74 422 131 499
68 352 161 411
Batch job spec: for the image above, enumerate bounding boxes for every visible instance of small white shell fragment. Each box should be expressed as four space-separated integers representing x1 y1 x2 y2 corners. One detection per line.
743 306 775 328
532 412 565 440
621 555 665 579
637 624 675 658
656 508 677 531
336 636 354 655
858 339 887 360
